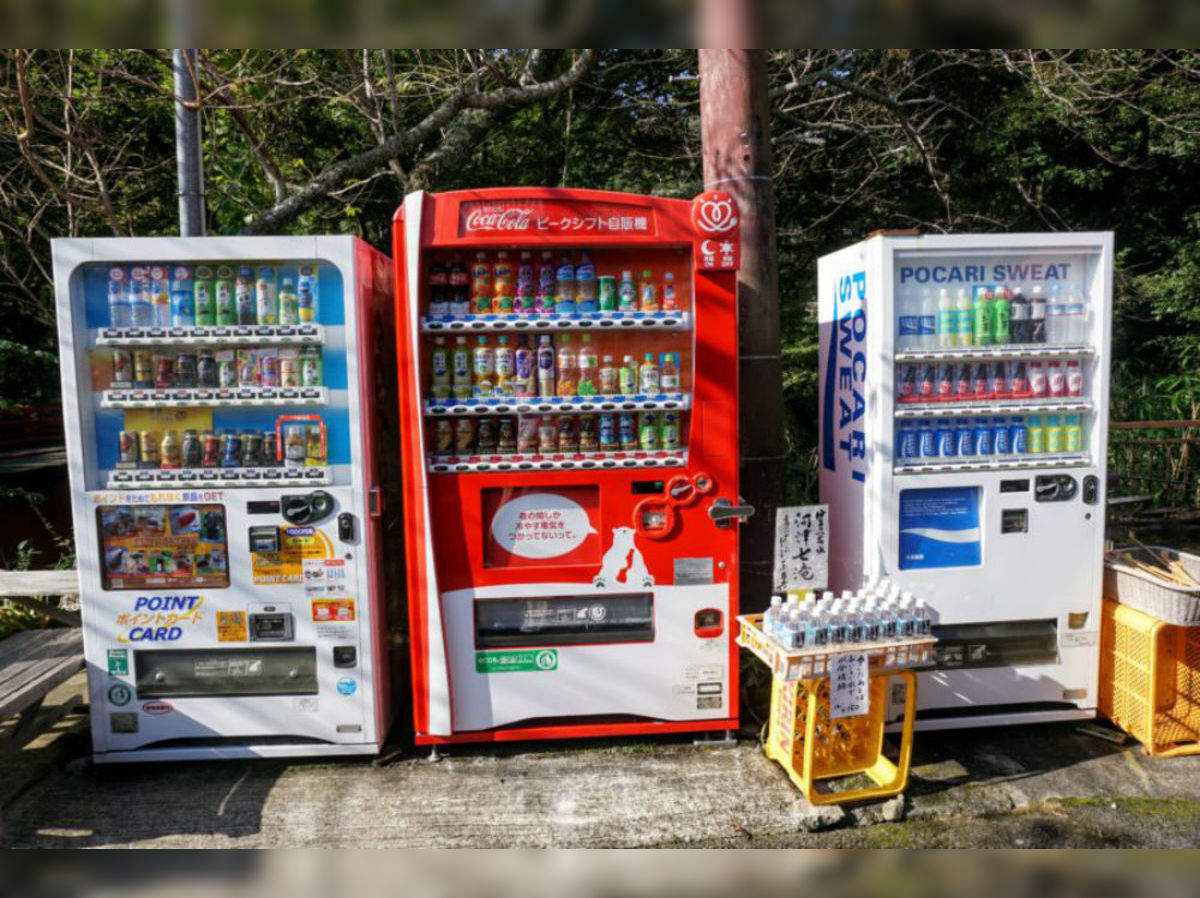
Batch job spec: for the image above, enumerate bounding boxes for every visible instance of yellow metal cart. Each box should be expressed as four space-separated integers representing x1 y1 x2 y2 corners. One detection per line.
738 614 935 806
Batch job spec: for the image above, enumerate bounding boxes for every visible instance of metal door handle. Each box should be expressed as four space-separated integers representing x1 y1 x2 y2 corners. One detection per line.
708 497 755 528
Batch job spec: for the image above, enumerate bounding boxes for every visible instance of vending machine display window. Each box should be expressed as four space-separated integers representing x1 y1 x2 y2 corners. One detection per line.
96 503 229 590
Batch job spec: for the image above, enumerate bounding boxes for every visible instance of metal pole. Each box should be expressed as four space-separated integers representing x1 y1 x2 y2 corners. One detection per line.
699 11 785 612
173 48 206 236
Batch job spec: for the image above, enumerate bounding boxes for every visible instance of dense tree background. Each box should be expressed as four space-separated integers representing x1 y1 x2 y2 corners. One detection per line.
2 49 1198 503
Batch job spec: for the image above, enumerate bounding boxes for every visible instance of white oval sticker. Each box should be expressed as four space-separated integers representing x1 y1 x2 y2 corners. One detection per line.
490 492 595 559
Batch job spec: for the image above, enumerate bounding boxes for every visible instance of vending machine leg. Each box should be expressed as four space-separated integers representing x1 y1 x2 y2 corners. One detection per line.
692 729 738 748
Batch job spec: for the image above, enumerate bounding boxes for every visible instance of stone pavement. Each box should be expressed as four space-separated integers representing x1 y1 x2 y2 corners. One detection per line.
4 671 1200 847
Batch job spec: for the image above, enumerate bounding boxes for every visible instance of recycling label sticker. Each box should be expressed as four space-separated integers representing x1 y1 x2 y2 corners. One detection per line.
475 649 559 674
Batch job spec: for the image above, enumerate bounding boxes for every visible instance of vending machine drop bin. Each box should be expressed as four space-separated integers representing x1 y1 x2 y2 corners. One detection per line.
53 236 394 761
394 187 746 744
818 231 1113 729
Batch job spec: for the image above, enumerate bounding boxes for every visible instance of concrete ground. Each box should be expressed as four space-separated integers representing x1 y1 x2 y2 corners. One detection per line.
3 671 1200 847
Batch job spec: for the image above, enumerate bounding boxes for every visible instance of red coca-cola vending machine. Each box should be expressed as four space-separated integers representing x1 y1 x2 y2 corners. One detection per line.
394 187 748 744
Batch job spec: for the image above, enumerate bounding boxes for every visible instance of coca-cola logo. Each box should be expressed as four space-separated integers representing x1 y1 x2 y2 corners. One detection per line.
691 190 739 235
464 206 533 232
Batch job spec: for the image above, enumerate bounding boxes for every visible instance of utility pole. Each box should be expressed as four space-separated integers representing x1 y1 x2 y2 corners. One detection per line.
698 11 785 612
172 48 206 235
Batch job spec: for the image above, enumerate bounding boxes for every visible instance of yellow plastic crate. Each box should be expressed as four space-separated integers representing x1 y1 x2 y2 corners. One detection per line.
1099 599 1200 757
765 667 917 806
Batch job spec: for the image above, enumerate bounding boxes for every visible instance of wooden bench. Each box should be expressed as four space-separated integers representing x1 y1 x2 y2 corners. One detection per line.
0 570 84 749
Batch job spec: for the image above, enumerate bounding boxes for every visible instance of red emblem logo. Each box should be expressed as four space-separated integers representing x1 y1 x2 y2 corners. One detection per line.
142 701 173 715
691 190 739 235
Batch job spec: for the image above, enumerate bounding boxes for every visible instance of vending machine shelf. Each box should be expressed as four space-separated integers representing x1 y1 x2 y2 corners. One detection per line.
105 465 333 488
424 393 690 416
893 453 1091 475
426 449 688 474
420 311 691 333
99 387 329 408
95 324 325 347
894 344 1093 364
894 398 1092 419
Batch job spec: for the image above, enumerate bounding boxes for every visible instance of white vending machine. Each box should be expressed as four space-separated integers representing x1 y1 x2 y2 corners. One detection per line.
818 231 1112 728
53 235 394 761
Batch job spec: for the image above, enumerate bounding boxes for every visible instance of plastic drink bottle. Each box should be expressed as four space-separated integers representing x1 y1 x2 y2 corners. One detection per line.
973 286 994 346
955 288 974 347
555 254 576 315
515 252 535 313
252 266 275 325
278 277 300 325
662 271 679 311
993 285 1012 344
427 260 449 317
1045 285 1064 343
1044 414 1063 453
639 270 659 312
598 413 617 451
107 267 131 327
660 412 680 450
937 288 956 347
919 288 937 349
1028 361 1047 397
1066 360 1083 397
897 287 920 351
149 266 171 327
514 335 535 398
169 267 194 327
192 266 214 326
576 251 597 313
557 415 579 453
492 252 514 313
1029 286 1046 343
1026 415 1045 454
1009 287 1030 343
599 356 618 395
765 595 782 639
493 335 514 397
473 336 495 398
617 270 637 312
619 355 637 395
430 337 451 400
1009 417 1027 455
233 266 254 325
576 334 598 396
451 336 472 400
1047 361 1065 397
1064 284 1086 344
537 415 558 454
536 335 556 397
470 252 492 314
556 335 577 396
661 352 681 391
639 412 660 450
448 257 471 317
639 353 660 394
297 264 320 322
992 416 1011 455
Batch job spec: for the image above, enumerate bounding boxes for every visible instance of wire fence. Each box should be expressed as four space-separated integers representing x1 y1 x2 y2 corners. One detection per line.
1108 418 1200 510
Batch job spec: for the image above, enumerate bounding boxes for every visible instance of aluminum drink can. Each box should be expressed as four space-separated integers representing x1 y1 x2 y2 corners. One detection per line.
1009 418 1027 454
992 416 1011 454
578 415 599 452
556 415 578 453
261 432 278 466
241 431 263 467
897 363 917 403
454 418 476 455
660 412 680 451
598 276 618 312
618 412 638 451
181 429 202 468
497 417 518 454
917 363 936 401
279 354 300 388
936 363 956 401
117 431 139 466
159 430 181 469
897 424 917 460
260 351 280 387
301 347 322 387
917 422 937 458
305 425 325 466
598 413 617 451
955 363 973 399
516 416 539 454
221 432 242 467
936 422 956 457
956 419 975 456
138 430 159 468
133 351 155 388
197 350 217 387
111 350 133 387
201 431 220 467
155 355 174 389
972 419 993 456
475 418 498 454
639 413 660 451
217 352 238 388
174 352 197 387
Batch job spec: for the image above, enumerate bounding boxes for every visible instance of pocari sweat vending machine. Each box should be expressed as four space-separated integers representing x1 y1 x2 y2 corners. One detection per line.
818 232 1113 728
53 236 394 761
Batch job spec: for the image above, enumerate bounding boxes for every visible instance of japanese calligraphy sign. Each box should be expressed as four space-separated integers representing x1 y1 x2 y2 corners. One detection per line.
458 200 656 237
772 504 828 592
830 652 870 718
691 190 740 271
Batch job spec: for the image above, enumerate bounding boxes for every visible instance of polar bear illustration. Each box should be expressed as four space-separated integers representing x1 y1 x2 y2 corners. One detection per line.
593 526 654 588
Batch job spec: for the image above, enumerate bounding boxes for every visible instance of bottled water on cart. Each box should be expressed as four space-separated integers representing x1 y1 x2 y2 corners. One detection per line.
765 583 933 650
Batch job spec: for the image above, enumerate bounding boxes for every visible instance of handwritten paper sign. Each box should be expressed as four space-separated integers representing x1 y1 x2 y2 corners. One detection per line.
829 652 869 719
773 504 828 592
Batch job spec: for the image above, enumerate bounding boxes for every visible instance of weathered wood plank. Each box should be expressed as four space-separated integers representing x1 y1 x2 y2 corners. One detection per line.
0 570 79 598
0 629 85 721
